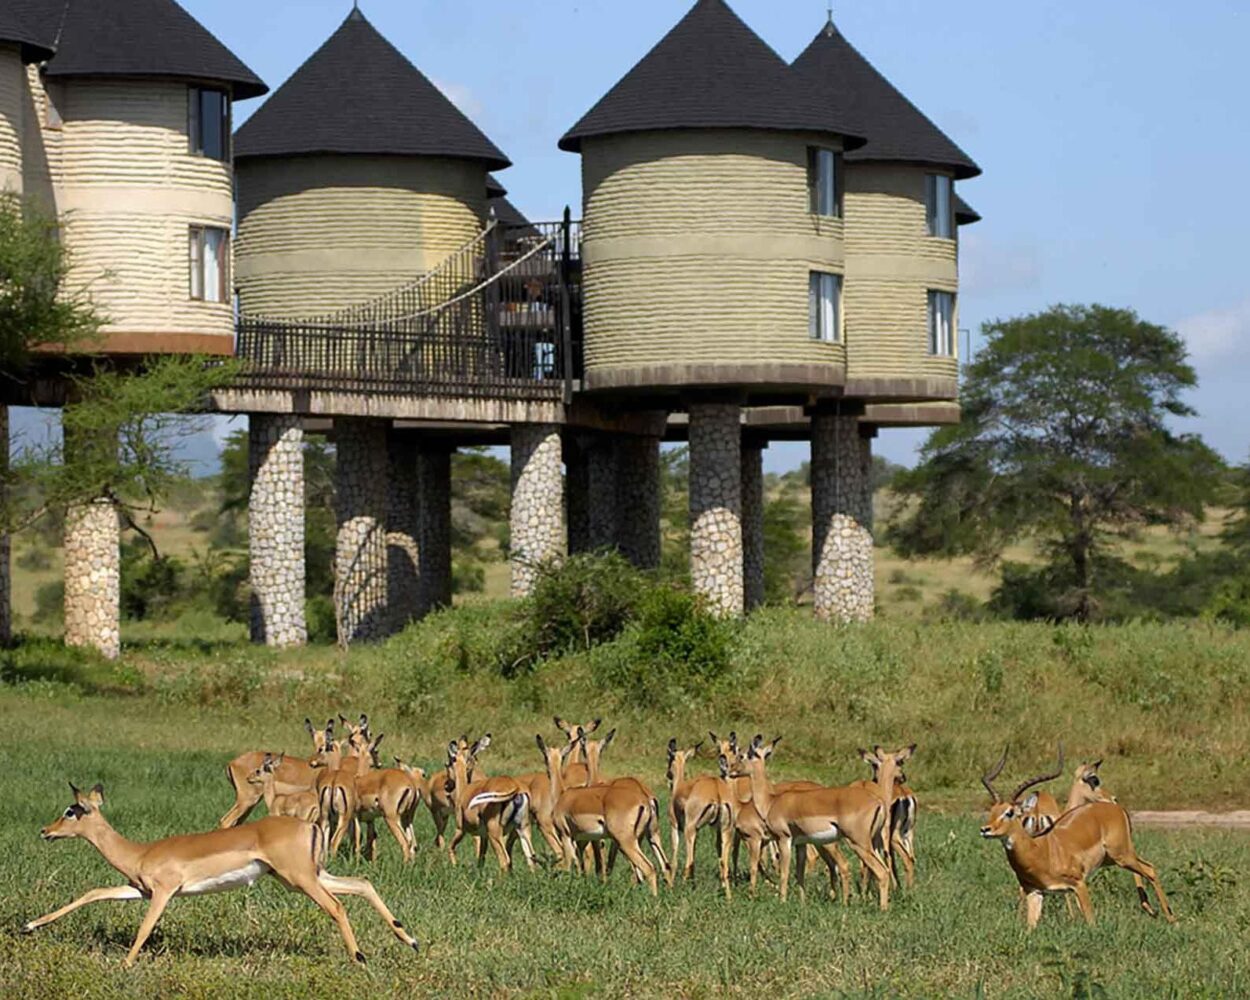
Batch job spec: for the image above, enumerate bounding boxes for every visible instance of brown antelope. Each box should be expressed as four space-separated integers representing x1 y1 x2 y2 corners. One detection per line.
451 735 538 872
545 735 665 896
246 754 320 825
666 739 736 898
979 754 1175 928
731 736 894 907
308 717 375 858
351 734 423 863
219 718 329 827
856 747 919 889
426 735 486 857
554 717 601 786
391 757 429 852
582 730 672 887
509 722 589 860
23 783 419 966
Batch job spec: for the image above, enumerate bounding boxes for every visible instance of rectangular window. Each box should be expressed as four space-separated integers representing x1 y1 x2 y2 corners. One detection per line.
189 87 230 161
809 271 842 343
928 290 955 356
926 173 953 238
189 226 229 303
808 147 843 218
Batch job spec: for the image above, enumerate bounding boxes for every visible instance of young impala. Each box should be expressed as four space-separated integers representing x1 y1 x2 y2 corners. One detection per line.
22 783 419 966
979 754 1175 928
246 753 320 825
219 718 329 827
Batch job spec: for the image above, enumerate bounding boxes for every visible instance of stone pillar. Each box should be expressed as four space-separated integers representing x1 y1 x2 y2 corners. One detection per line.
616 434 661 570
741 439 766 612
64 499 120 658
417 448 452 614
510 423 565 597
812 411 874 623
859 430 876 532
0 405 9 646
586 436 618 551
564 435 591 556
387 432 421 632
334 418 389 645
689 402 743 617
248 414 306 647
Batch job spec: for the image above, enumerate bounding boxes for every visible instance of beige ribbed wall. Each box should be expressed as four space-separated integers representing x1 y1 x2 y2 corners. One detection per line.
0 46 22 194
50 79 235 346
580 130 846 383
235 155 487 318
843 164 958 385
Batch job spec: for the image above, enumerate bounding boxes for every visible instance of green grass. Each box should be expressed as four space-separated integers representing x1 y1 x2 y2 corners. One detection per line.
2 613 1250 996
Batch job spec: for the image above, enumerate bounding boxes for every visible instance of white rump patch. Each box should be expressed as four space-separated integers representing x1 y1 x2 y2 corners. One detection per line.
795 824 841 846
180 861 270 896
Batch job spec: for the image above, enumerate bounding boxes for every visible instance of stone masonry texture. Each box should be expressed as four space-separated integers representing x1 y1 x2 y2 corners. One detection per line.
64 498 120 658
334 418 390 644
616 434 661 570
741 442 765 612
417 448 452 615
812 412 874 623
0 406 8 646
248 413 307 647
689 402 743 617
564 434 591 555
387 432 422 632
510 424 565 597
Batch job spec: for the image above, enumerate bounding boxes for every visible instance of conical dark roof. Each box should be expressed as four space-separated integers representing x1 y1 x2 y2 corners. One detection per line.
235 10 509 168
10 0 265 99
792 18 979 179
560 0 863 152
0 5 54 63
954 194 981 225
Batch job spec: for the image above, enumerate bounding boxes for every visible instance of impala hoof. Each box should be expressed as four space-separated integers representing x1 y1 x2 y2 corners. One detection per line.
410 939 420 953
355 950 367 964
19 923 34 935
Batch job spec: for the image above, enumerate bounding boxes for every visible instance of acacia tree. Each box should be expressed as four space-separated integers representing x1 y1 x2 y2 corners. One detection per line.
888 304 1223 621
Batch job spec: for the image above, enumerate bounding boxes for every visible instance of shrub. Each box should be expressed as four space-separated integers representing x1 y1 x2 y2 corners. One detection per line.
16 545 52 571
120 542 185 621
306 594 337 645
32 580 64 623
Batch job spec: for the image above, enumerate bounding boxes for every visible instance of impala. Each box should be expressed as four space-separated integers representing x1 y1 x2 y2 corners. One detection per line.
453 735 538 871
391 756 429 853
425 735 485 856
731 736 894 907
308 717 375 858
23 783 418 966
856 747 918 889
219 718 328 827
246 753 320 825
581 730 671 886
351 734 424 863
509 722 588 860
553 717 601 786
666 739 736 898
979 754 1175 928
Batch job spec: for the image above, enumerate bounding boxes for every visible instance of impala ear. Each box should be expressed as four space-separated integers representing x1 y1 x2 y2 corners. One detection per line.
86 783 105 807
304 718 314 735
371 733 385 751
858 748 873 763
447 740 459 762
536 733 547 753
561 741 576 762
554 717 570 735
587 718 602 735
692 741 703 755
896 745 916 765
750 734 764 752
667 738 677 759
729 731 738 753
326 718 336 734
602 728 616 749
359 713 369 729
1090 759 1103 771
1021 792 1039 813
718 754 730 777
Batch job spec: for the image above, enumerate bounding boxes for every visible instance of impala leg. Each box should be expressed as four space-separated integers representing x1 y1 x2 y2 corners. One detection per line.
795 838 808 903
1116 854 1176 923
828 845 851 904
777 836 793 903
515 820 538 871
317 873 419 952
718 822 733 901
292 874 366 964
1132 875 1156 917
732 830 742 880
668 807 680 879
591 841 606 881
1024 890 1044 930
448 822 467 865
383 812 410 863
488 823 512 873
122 886 174 968
893 831 916 889
747 836 763 896
682 820 699 883
648 828 673 888
616 838 658 896
813 844 844 903
845 840 890 910
22 885 144 933
431 805 448 851
537 818 564 861
1072 881 1095 925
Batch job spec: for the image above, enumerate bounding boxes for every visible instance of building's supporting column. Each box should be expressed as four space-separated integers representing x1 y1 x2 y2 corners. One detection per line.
564 434 591 556
616 434 662 570
859 427 877 533
248 413 306 647
812 409 874 623
689 401 743 617
417 447 452 615
387 431 422 633
0 405 9 647
333 418 389 645
586 435 618 551
63 419 120 659
510 423 565 597
741 437 766 612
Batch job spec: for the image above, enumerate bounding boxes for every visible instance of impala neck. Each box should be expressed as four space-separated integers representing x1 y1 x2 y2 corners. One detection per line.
450 755 470 810
260 775 278 811
744 760 772 818
668 755 686 794
80 816 146 883
585 745 601 785
547 755 566 799
1064 782 1085 811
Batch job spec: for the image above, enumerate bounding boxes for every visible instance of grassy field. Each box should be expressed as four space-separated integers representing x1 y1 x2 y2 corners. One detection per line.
2 613 1249 997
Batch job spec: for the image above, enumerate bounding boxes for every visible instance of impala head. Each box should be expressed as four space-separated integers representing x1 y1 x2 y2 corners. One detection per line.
980 744 1065 838
307 720 337 767
555 717 600 761
727 735 774 778
392 756 426 781
246 752 285 786
860 744 915 790
42 783 106 841
709 731 739 760
1071 759 1114 803
304 717 332 753
536 733 577 779
666 739 702 781
582 728 616 773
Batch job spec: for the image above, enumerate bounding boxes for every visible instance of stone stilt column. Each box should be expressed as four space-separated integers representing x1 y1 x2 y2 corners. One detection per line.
417 448 452 614
741 440 766 612
689 402 743 617
0 405 9 646
859 430 876 532
616 434 661 570
812 411 874 623
387 432 421 632
510 424 565 597
64 499 120 658
333 418 389 645
248 413 306 647
586 436 618 551
564 435 591 556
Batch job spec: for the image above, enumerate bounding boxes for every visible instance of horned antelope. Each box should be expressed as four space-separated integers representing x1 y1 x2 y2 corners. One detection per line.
351 734 424 863
543 735 665 896
23 783 419 966
666 740 736 898
452 735 538 872
246 753 320 825
731 736 894 907
978 753 1175 928
219 718 329 827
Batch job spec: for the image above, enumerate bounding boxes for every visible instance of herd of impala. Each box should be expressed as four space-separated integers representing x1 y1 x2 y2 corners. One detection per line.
23 713 1176 967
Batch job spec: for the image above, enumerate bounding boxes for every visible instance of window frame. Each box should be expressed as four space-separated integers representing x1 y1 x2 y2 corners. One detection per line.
809 270 843 344
188 86 231 162
925 173 954 238
189 225 230 304
928 289 956 356
807 146 843 219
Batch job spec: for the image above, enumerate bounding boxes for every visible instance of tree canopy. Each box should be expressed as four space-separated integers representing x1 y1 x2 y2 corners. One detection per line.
888 304 1224 620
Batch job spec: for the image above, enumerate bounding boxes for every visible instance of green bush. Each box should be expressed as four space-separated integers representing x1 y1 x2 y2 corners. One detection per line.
120 541 185 621
32 580 64 623
306 594 337 645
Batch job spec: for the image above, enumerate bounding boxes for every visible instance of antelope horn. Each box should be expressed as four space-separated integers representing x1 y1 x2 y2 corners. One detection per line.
1010 742 1066 804
981 745 1008 802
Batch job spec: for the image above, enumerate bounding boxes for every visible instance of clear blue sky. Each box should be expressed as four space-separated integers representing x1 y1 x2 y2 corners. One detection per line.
22 0 1250 474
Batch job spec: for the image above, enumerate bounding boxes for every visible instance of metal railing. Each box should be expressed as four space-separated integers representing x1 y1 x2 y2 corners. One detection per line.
235 211 582 401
